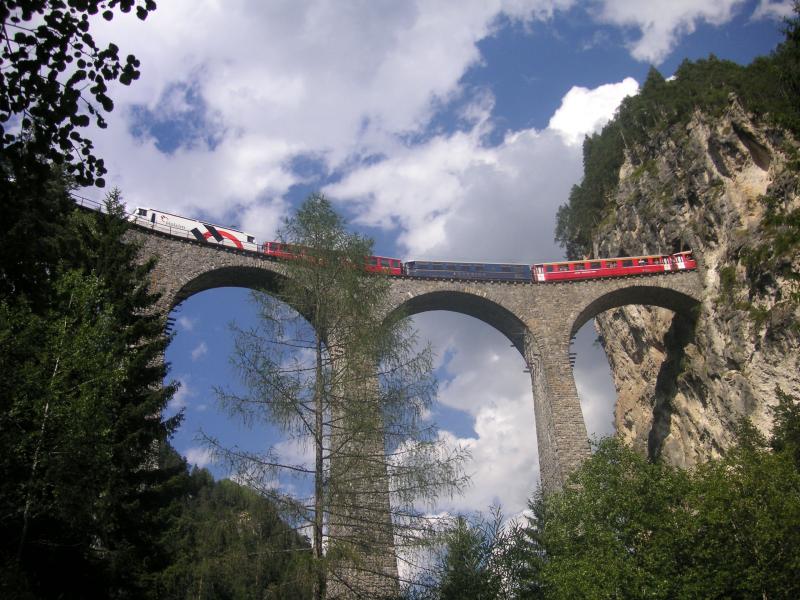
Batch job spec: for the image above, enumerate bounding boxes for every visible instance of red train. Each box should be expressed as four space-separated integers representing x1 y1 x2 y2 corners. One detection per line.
131 207 696 283
261 241 403 275
531 251 697 282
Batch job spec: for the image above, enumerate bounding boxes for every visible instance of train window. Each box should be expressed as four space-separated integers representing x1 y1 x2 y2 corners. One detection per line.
590 262 601 269
637 258 647 265
574 263 585 271
558 264 570 272
475 265 484 271
369 257 378 265
381 258 390 267
622 260 633 267
607 261 617 268
247 236 255 243
138 208 147 216
546 265 554 272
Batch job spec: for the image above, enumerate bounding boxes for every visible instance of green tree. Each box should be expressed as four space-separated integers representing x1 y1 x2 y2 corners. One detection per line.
518 428 800 599
209 194 468 598
409 508 528 600
531 438 693 599
0 191 181 598
157 455 312 600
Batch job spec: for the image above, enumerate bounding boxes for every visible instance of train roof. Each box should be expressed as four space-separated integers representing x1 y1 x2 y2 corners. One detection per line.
405 259 531 267
534 251 693 266
133 207 253 236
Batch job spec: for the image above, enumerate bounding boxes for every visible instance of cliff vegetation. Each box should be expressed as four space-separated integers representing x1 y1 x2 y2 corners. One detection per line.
555 8 800 464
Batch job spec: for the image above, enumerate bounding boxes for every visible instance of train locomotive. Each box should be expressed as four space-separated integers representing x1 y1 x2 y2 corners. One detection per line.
130 207 697 283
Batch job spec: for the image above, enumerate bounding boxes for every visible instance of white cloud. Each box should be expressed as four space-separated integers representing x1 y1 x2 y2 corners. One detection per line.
177 316 196 331
329 77 636 261
411 313 540 515
87 1 581 233
191 341 209 361
185 446 214 468
594 0 746 63
548 77 639 146
169 376 193 411
752 0 795 20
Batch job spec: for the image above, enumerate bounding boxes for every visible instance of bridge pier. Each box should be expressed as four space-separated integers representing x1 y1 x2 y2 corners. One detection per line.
524 329 590 493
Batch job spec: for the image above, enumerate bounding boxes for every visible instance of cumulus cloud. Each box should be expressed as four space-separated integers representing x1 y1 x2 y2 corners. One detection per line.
185 446 214 468
329 77 637 262
548 77 639 146
87 0 579 232
752 0 796 20
168 376 193 411
191 341 209 361
177 316 196 331
410 313 539 515
594 0 746 64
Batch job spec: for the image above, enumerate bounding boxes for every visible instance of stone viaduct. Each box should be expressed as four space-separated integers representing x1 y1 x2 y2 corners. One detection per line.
129 223 703 495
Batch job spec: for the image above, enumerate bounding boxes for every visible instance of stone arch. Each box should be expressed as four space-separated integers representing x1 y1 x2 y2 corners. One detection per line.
170 265 288 310
569 284 701 339
387 289 536 357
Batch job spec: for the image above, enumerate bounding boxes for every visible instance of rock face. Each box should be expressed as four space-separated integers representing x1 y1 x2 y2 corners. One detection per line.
592 96 800 466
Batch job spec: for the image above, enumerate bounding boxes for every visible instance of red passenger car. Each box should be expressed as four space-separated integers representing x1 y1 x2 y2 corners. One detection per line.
263 242 403 275
532 251 697 282
364 255 403 275
262 241 304 260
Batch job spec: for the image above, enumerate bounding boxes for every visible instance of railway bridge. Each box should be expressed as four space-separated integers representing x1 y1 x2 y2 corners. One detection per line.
129 223 704 495
128 222 703 596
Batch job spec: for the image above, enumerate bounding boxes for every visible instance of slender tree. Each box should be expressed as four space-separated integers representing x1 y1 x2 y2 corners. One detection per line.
208 194 468 599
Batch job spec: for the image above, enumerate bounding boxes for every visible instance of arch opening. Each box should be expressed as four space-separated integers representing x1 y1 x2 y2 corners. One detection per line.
570 285 700 339
573 291 700 462
389 290 535 358
170 265 289 310
407 310 541 516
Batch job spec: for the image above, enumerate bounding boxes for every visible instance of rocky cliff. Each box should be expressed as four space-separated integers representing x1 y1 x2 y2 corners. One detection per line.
591 96 800 466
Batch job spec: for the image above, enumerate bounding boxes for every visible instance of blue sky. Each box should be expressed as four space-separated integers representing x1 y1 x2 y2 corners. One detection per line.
86 0 791 518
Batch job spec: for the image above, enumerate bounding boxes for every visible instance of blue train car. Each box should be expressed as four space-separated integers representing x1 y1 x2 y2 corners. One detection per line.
404 261 531 282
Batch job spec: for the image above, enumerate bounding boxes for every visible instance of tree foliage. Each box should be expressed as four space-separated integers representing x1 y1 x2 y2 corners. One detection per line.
1 0 155 186
156 454 312 600
408 509 529 600
524 396 800 599
0 190 182 598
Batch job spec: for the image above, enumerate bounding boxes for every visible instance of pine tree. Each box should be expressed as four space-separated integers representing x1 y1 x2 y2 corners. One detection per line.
0 189 182 598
